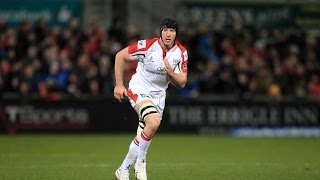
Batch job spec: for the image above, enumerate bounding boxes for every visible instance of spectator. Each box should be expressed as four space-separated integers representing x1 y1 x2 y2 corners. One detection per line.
0 18 319 100
98 55 113 95
308 74 320 97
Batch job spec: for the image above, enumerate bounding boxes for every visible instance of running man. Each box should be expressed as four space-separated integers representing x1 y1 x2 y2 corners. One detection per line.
114 18 188 180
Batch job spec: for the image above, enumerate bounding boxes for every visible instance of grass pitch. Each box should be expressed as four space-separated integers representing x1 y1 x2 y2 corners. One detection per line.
0 134 319 180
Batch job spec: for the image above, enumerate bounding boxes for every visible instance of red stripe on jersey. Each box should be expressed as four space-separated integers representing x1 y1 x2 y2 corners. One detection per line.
128 38 158 54
181 55 188 73
157 38 175 59
127 89 138 103
176 42 188 73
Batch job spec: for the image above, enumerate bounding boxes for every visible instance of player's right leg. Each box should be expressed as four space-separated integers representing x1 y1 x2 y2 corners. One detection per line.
114 135 139 180
114 167 129 180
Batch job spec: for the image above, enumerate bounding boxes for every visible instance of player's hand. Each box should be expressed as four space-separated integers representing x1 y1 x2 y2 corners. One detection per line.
113 84 127 102
164 58 174 77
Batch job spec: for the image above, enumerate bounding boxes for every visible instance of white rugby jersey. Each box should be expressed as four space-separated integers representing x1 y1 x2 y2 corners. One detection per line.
128 37 188 92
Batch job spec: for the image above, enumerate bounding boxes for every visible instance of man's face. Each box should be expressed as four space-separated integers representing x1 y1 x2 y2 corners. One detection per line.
161 28 176 48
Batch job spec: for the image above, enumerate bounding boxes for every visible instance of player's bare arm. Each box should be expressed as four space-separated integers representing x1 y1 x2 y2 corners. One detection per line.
164 58 187 88
114 47 130 102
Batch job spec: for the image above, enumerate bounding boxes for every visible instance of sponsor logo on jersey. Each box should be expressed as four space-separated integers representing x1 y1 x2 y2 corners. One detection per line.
146 69 166 75
157 67 165 71
145 56 154 63
138 40 146 49
140 94 149 98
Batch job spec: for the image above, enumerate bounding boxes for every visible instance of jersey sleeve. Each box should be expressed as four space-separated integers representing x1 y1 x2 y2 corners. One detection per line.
128 38 156 61
174 48 188 73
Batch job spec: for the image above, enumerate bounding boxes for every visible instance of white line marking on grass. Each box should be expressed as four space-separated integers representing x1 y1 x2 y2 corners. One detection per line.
0 153 99 157
151 162 197 167
1 162 313 170
0 162 197 169
0 163 114 169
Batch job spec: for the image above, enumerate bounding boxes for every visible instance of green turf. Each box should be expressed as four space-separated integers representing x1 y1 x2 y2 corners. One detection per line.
0 134 319 180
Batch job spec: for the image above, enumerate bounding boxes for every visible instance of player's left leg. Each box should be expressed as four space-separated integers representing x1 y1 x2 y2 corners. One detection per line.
118 137 139 170
134 100 160 180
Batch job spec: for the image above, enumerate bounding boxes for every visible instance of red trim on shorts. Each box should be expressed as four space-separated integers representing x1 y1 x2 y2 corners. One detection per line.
127 89 138 103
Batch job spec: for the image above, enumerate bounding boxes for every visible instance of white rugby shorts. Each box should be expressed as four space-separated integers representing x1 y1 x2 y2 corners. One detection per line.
127 87 166 120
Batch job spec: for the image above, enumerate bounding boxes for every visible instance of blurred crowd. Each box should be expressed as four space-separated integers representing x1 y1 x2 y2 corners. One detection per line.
0 18 320 101
0 18 138 100
177 21 320 100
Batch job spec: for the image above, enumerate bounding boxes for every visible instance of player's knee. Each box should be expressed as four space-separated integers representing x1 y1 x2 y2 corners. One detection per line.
146 117 160 132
